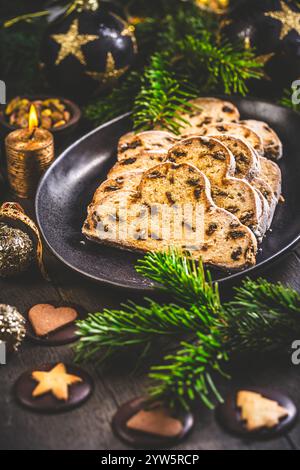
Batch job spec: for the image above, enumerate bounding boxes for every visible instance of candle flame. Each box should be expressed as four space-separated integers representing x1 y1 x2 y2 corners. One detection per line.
28 104 38 132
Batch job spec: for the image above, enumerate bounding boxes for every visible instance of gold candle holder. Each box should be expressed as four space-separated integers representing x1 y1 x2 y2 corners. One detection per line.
5 105 54 198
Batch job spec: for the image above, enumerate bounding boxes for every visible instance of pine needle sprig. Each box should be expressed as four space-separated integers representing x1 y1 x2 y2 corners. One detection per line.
176 34 263 95
75 250 300 410
136 250 221 312
224 278 300 353
149 331 229 410
132 53 196 134
75 297 219 364
83 71 141 126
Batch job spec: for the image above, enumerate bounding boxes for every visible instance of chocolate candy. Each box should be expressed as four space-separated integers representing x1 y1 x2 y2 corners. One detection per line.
14 363 93 413
216 387 297 438
112 397 194 448
26 302 86 346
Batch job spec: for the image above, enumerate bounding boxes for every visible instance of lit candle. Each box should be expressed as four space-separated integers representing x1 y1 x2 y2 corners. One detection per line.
5 105 54 198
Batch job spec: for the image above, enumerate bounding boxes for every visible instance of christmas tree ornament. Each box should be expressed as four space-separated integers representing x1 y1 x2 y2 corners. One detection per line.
223 0 300 94
0 223 34 278
0 304 26 353
0 202 48 279
40 0 137 99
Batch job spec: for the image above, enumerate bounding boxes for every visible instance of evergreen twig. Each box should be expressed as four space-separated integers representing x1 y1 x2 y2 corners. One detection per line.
76 250 300 410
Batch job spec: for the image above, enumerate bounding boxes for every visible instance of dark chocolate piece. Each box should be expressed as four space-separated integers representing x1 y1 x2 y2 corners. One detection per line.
216 388 297 439
25 302 87 346
14 363 93 413
112 397 194 448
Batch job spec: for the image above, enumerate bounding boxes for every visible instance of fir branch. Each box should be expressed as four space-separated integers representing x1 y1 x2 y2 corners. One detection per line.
132 53 196 134
224 278 300 353
75 250 300 409
83 72 141 126
136 250 221 311
149 331 229 410
75 300 203 363
175 33 263 95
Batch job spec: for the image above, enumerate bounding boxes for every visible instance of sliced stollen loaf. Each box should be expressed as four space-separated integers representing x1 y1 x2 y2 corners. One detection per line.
166 137 265 240
259 157 282 201
82 163 257 270
208 135 260 181
90 171 143 204
108 152 166 178
118 130 178 161
241 120 283 160
209 135 275 232
251 177 277 228
178 97 240 135
196 122 264 157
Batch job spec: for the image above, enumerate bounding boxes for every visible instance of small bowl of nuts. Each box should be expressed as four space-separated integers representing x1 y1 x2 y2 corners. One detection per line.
0 95 81 147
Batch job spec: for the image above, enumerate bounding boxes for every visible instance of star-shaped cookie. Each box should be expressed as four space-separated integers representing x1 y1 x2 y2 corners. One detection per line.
32 363 82 401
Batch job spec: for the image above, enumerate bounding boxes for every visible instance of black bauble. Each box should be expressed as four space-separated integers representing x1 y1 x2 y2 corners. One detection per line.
223 0 300 95
41 6 137 100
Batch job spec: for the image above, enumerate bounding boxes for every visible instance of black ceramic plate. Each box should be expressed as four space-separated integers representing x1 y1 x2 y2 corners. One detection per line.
36 97 300 291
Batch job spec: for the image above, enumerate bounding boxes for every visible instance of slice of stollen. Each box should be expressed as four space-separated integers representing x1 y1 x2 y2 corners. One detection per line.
209 135 270 236
118 130 178 161
108 152 166 178
207 135 260 181
210 135 280 227
179 97 240 135
259 156 282 201
82 163 257 270
240 119 283 161
251 177 277 228
91 171 143 204
166 137 265 240
196 122 264 157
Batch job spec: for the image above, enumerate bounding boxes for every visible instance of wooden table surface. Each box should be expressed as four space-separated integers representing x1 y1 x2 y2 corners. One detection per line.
1 136 300 450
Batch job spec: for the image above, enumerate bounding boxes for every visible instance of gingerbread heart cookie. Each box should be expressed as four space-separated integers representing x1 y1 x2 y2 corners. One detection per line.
28 303 78 337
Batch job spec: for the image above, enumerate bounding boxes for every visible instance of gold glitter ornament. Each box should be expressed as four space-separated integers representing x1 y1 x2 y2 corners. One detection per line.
0 304 26 353
0 223 33 278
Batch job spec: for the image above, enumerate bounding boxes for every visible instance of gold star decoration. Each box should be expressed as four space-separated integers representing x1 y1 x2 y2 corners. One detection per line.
86 52 129 86
51 19 98 66
265 1 300 40
32 363 82 401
